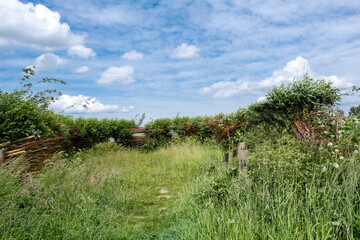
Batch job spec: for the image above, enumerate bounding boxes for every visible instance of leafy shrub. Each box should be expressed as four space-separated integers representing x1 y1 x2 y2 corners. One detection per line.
68 118 135 149
0 91 50 142
248 75 341 126
0 67 66 142
171 116 191 137
349 104 360 115
145 118 173 143
0 68 136 151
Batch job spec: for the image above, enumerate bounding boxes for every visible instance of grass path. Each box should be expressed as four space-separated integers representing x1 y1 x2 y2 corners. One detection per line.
0 141 222 239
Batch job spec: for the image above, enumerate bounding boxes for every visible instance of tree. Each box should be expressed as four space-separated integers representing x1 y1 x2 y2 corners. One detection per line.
248 74 341 141
349 105 360 115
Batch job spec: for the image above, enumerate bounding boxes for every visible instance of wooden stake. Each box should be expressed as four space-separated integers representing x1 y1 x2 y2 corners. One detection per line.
0 150 4 163
12 136 35 144
0 141 10 148
223 151 229 163
238 142 248 173
229 151 233 163
6 150 26 157
6 148 26 154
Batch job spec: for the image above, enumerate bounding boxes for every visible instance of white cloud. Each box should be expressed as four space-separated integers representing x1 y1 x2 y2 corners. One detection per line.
69 2 143 26
122 50 144 60
50 94 120 114
0 37 8 45
172 43 200 59
200 56 353 99
121 106 135 112
0 0 83 50
320 75 353 88
259 56 311 88
97 66 134 85
34 53 66 71
68 45 96 59
199 80 250 99
256 96 267 103
74 66 89 73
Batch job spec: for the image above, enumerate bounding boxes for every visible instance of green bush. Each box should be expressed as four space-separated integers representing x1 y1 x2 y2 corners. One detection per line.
0 68 136 150
145 118 173 143
171 116 191 137
248 75 341 126
0 90 65 142
0 68 66 142
68 118 135 149
349 105 360 116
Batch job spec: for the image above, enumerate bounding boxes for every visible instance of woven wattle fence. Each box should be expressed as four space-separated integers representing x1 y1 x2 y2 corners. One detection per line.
0 136 64 171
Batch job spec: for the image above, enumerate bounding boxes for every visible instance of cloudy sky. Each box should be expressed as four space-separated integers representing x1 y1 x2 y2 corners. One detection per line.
1 0 360 120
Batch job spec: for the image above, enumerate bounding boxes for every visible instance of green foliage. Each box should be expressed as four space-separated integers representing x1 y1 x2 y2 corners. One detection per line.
3 65 360 240
0 67 66 142
225 107 248 125
0 91 49 142
0 68 137 149
161 136 360 239
248 75 341 126
145 118 173 147
145 118 172 130
188 116 212 141
350 105 360 115
0 140 221 239
144 111 249 149
171 116 191 136
190 164 237 205
68 118 136 149
20 67 66 109
328 114 360 156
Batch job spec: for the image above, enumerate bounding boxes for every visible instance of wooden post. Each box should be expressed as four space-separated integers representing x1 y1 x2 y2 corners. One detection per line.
229 150 233 164
0 149 4 163
231 148 238 164
223 151 229 163
238 142 248 173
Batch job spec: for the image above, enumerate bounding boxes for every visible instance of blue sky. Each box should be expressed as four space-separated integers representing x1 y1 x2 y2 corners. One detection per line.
1 0 360 120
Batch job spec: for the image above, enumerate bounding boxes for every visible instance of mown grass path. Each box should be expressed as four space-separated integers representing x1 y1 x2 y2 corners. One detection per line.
0 141 222 239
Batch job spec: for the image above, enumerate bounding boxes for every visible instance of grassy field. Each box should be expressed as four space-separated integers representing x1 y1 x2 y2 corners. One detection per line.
0 140 222 239
159 136 360 240
1 136 360 239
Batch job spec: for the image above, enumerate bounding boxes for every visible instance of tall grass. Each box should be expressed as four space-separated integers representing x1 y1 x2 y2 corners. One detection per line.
0 140 222 239
2 135 360 239
159 136 360 239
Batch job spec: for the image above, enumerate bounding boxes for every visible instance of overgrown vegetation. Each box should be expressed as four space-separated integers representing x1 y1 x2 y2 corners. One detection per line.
0 141 222 239
0 68 137 149
350 105 360 115
0 68 65 142
159 133 360 239
2 70 360 239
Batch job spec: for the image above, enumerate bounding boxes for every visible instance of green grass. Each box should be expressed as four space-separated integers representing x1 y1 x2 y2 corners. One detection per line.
2 136 360 239
0 139 222 239
159 136 360 239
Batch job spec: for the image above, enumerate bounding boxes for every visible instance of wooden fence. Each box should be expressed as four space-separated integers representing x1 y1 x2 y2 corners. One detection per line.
223 142 248 175
0 136 64 171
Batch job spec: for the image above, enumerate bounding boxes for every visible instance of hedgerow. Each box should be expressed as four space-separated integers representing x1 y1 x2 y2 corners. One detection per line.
0 68 136 150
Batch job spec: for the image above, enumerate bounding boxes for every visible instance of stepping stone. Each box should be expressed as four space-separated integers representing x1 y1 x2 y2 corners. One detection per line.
159 207 167 212
159 188 169 194
158 195 172 199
